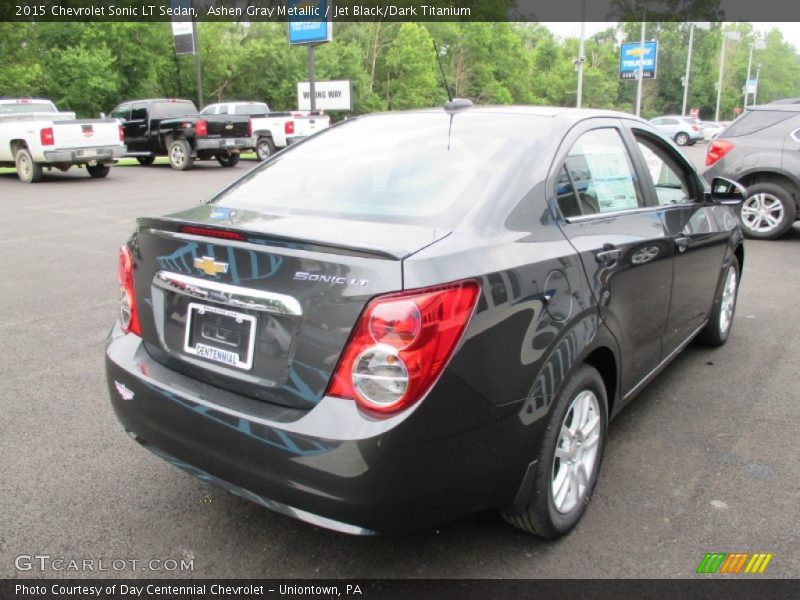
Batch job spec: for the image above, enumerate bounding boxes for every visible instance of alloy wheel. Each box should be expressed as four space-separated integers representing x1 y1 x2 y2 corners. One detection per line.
552 390 602 514
719 266 738 336
741 193 785 234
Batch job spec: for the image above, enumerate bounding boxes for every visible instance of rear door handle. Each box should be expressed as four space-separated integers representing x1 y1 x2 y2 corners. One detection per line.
675 236 690 252
596 246 622 264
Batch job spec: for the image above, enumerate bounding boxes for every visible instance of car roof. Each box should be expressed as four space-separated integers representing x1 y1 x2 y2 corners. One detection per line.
390 105 648 127
752 100 800 111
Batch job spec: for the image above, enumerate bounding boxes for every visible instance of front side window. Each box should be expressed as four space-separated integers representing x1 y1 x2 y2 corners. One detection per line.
557 128 644 218
635 133 694 206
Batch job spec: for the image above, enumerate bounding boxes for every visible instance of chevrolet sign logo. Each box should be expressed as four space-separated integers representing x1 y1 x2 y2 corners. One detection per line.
194 256 229 277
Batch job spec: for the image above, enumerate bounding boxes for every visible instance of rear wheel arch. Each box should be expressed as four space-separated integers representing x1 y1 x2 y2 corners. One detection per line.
10 139 27 154
583 346 617 416
739 171 800 212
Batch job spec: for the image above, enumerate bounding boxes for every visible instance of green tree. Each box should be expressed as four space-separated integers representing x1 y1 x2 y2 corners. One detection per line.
384 23 440 109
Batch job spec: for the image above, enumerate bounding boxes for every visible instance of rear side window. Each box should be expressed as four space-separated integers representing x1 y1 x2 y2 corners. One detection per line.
110 105 130 120
723 110 797 137
0 102 56 114
211 112 548 227
153 101 198 118
557 128 645 218
235 103 269 115
130 106 147 121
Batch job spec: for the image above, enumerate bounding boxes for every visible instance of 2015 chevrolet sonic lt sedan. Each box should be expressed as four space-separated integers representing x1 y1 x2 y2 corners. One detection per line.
106 105 745 537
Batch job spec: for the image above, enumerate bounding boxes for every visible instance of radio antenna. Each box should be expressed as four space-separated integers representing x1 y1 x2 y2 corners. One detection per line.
432 40 453 102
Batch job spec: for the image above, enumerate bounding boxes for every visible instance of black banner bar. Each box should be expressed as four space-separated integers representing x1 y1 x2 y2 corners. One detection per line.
2 580 799 600
3 0 800 22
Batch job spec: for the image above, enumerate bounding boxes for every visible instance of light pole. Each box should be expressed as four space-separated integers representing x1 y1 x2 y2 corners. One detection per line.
754 63 763 105
635 14 646 117
576 0 587 108
743 37 766 108
681 23 695 117
715 29 741 123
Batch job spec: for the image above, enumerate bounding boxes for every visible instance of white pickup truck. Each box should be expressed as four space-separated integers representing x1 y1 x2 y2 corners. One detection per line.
0 98 126 183
200 101 330 161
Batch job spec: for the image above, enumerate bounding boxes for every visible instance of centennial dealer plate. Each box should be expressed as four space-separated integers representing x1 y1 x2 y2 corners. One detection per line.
183 303 256 370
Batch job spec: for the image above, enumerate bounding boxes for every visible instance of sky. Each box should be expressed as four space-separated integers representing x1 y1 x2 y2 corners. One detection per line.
542 22 800 51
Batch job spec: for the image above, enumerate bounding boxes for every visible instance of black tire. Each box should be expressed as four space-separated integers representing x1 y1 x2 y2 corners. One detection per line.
738 182 796 240
167 139 194 171
136 156 155 166
86 164 110 178
216 153 240 168
256 136 276 161
674 132 689 146
696 256 740 347
501 364 608 538
15 147 43 183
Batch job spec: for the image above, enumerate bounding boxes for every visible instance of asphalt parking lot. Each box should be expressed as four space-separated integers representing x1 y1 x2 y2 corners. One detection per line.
1 148 798 579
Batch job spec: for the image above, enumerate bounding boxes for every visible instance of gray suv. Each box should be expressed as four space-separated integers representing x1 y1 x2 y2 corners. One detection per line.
703 102 800 239
650 115 705 146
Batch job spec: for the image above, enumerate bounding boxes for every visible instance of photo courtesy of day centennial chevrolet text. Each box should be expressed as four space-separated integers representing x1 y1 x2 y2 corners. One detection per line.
106 104 745 537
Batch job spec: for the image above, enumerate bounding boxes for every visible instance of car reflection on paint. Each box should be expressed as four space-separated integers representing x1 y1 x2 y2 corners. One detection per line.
106 103 745 537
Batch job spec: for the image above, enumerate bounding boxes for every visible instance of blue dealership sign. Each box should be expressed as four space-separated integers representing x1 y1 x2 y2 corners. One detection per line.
619 41 658 80
288 0 332 45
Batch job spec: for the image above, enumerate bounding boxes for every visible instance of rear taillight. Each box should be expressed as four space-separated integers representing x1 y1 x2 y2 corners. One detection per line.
284 120 295 135
40 127 54 146
325 280 480 414
706 140 734 166
179 225 246 241
117 245 141 336
195 119 208 137
248 118 253 137
692 124 701 132
118 124 124 142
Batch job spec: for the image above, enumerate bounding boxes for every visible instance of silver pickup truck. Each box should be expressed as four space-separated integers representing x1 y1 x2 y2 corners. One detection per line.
0 98 126 182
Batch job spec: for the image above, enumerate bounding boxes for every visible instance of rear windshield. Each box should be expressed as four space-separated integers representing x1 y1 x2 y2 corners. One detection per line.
153 101 198 118
0 102 55 114
234 103 269 115
211 112 548 227
723 110 797 137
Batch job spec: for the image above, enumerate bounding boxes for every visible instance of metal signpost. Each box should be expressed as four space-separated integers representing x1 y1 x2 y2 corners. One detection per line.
288 0 333 113
169 0 202 109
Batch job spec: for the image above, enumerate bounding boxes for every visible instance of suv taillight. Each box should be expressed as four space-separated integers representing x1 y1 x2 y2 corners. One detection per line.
325 280 480 414
195 119 208 137
248 118 253 137
706 140 734 166
692 124 701 132
284 120 295 135
117 245 141 336
40 127 55 146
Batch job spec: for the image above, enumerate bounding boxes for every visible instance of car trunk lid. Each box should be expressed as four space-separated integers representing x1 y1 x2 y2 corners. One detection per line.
131 205 450 410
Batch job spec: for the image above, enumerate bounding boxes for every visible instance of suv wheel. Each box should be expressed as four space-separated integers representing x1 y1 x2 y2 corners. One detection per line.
739 182 796 239
86 164 110 178
168 139 194 171
674 132 689 146
216 153 240 168
256 137 276 161
501 365 607 538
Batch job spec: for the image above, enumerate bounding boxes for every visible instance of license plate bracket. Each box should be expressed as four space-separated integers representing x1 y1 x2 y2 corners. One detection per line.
183 303 256 370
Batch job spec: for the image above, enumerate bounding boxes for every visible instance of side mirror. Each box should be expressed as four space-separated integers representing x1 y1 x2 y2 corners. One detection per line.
99 112 107 119
708 177 746 206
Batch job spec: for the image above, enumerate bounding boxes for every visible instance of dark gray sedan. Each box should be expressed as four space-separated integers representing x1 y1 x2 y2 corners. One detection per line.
106 105 744 537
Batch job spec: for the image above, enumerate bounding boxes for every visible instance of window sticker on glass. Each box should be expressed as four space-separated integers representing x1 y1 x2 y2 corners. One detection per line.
580 144 639 212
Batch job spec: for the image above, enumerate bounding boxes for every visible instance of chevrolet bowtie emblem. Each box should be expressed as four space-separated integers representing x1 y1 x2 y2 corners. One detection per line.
194 256 229 276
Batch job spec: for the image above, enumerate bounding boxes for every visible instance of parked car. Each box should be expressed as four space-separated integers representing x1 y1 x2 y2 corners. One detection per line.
704 102 800 239
106 104 745 537
650 115 705 146
701 121 728 141
0 98 125 182
200 101 330 161
108 98 250 170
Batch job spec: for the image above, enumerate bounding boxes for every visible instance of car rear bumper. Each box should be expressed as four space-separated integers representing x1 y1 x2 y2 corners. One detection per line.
105 327 532 534
196 138 250 151
43 145 126 163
